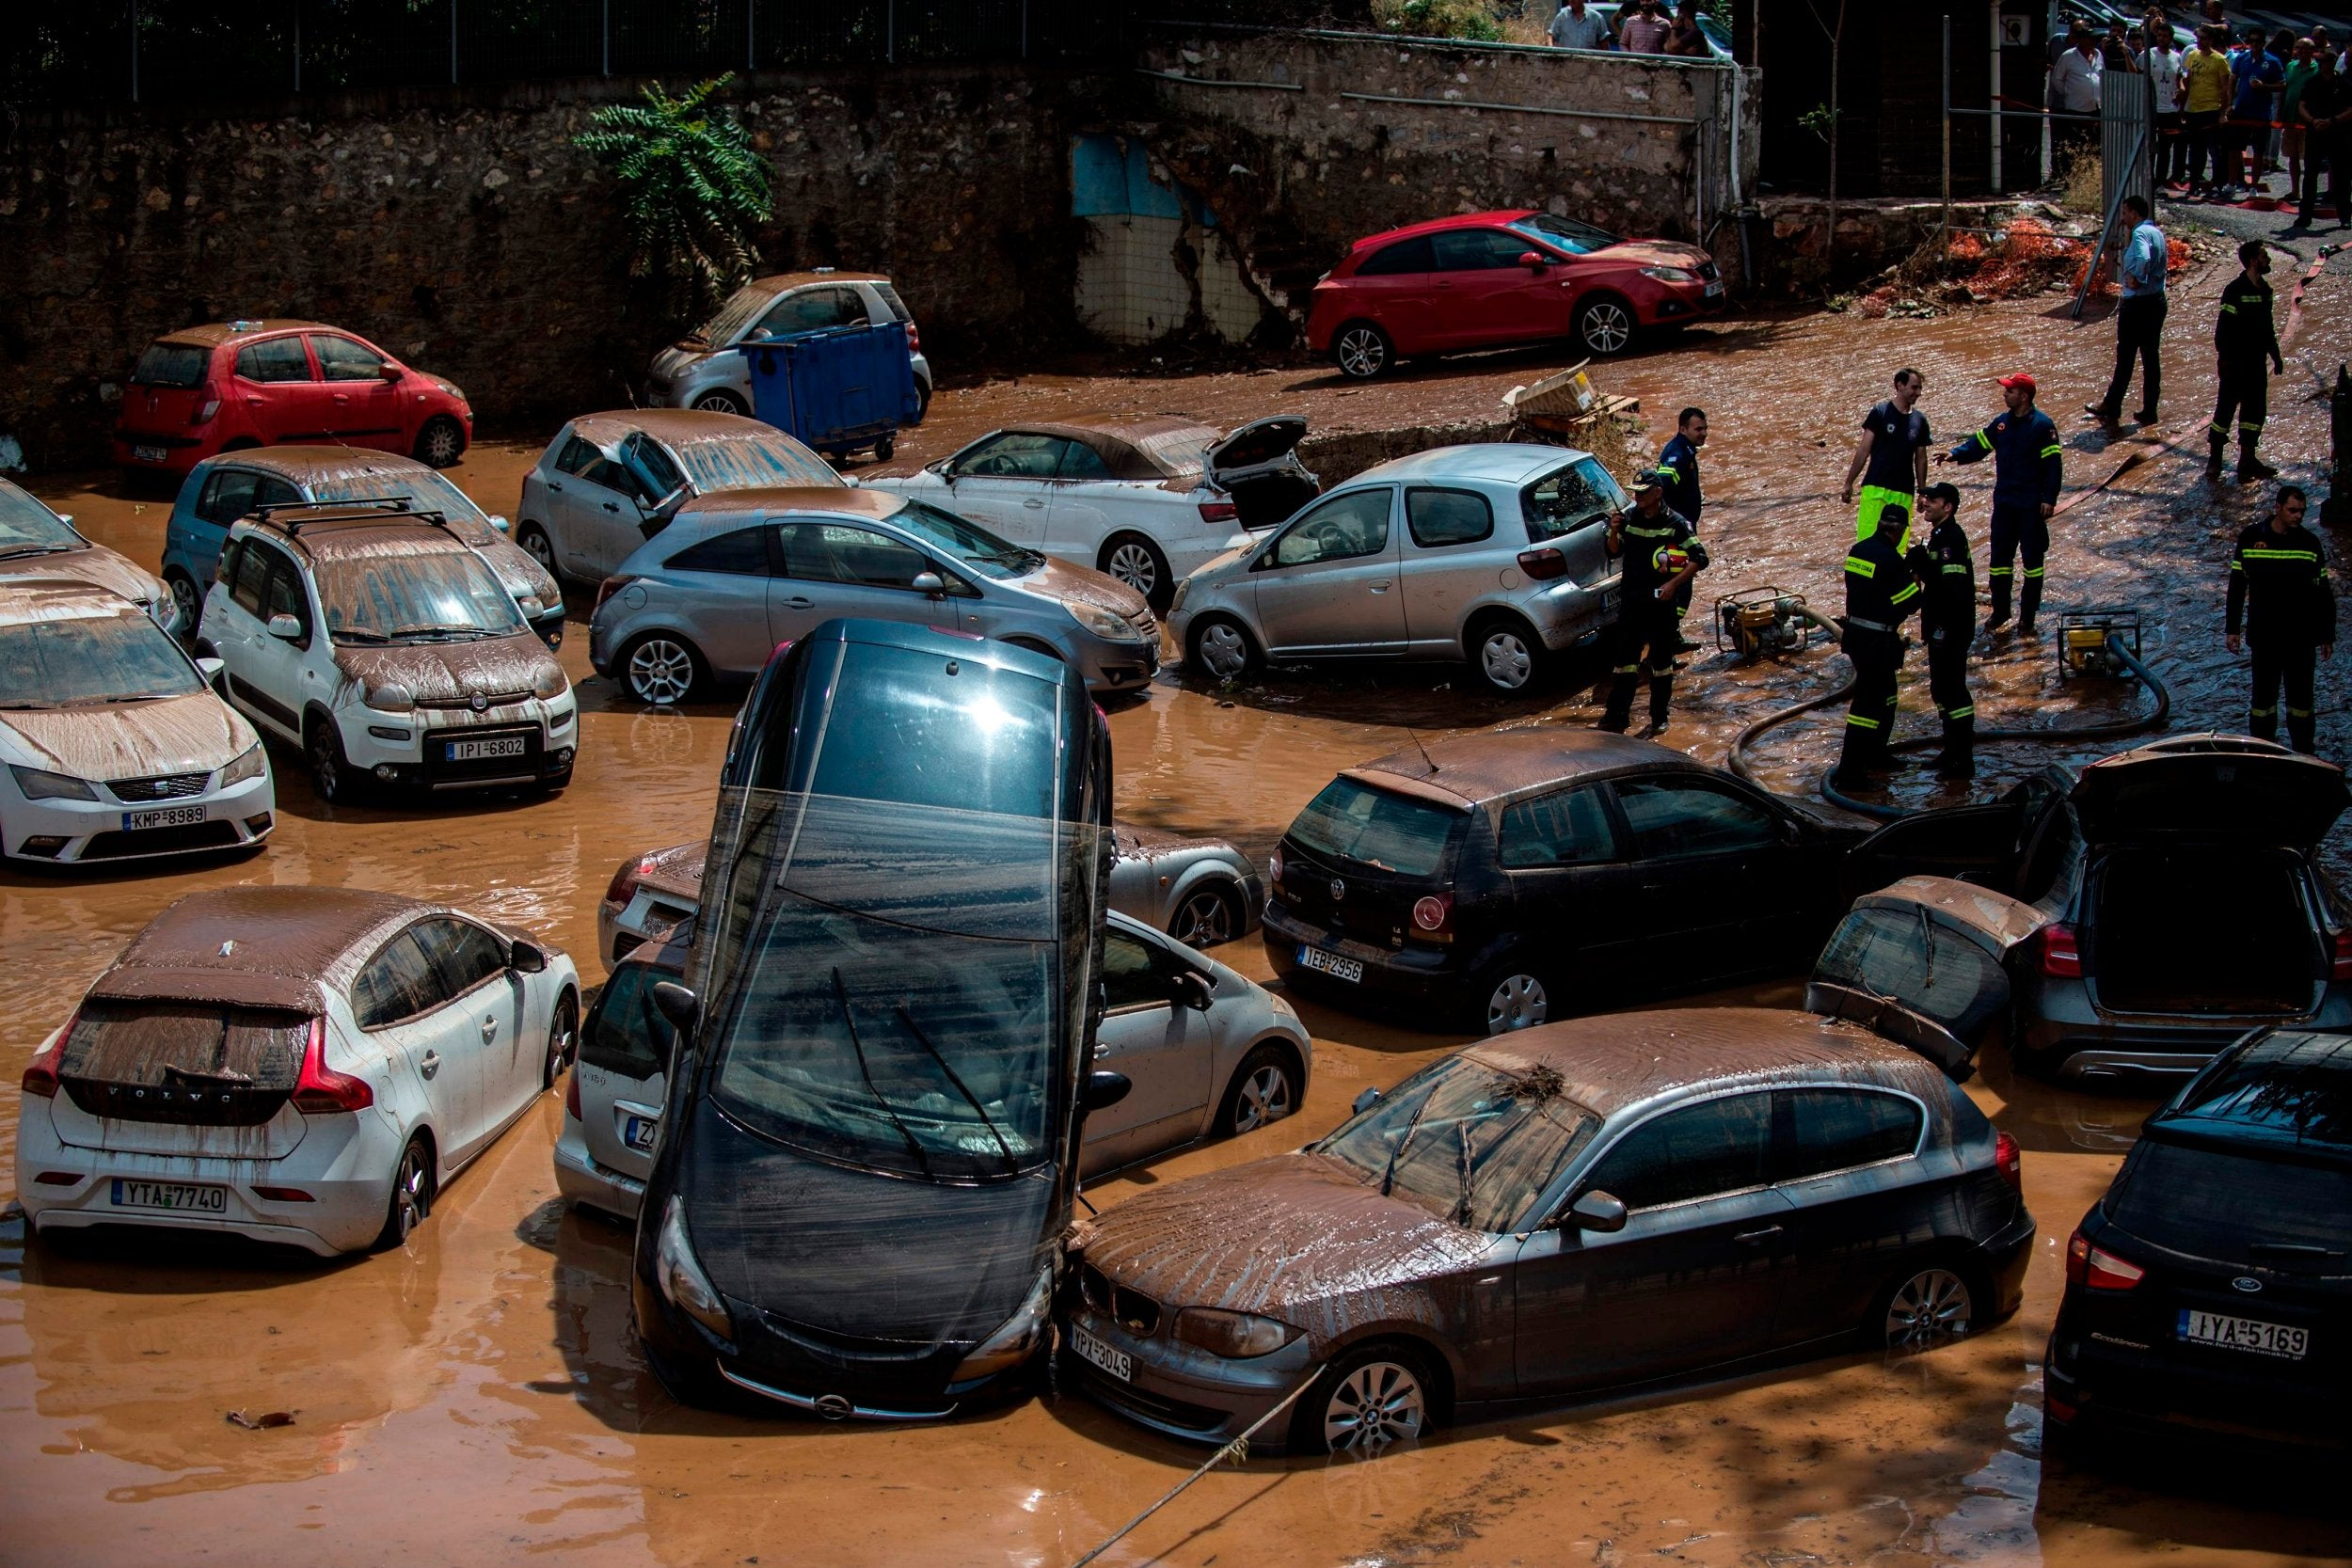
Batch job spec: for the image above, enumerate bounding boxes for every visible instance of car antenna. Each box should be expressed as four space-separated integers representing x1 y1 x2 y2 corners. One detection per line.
1405 724 1438 775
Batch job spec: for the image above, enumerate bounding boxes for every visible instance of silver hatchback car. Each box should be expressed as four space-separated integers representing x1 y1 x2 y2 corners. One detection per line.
588 487 1161 704
1167 443 1628 695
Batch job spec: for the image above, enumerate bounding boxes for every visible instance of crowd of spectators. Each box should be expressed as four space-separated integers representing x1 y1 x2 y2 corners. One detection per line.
1541 0 1714 57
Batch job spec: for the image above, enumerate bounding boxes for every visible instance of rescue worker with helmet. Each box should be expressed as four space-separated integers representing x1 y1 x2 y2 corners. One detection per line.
2210 238 2285 483
1831 501 1923 792
2227 483 2335 754
1937 372 2063 638
1597 468 1708 737
1655 406 1708 649
1906 482 1978 779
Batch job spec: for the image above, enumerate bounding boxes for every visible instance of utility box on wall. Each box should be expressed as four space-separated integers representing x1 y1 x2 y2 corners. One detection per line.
1071 134 1263 346
1994 0 2046 193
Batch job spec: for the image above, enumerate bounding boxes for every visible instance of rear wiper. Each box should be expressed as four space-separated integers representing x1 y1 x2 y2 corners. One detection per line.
1454 1119 1477 1227
895 1004 1017 1175
1379 1089 1438 1197
831 967 930 1178
2249 1242 2344 1259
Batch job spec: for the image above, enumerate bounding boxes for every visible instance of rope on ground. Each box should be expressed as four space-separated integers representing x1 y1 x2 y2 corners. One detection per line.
1065 1372 1321 1568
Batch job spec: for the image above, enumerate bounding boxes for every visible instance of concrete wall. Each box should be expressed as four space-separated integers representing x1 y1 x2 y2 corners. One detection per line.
1070 133 1263 345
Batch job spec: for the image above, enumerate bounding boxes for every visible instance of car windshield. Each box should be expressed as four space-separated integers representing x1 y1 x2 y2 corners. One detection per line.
131 341 210 388
673 432 840 492
306 468 494 541
885 499 1041 578
698 282 783 344
1317 1052 1602 1232
1506 214 1622 256
2164 1046 2352 1150
0 605 201 708
315 548 525 642
1289 776 1464 877
0 483 85 558
1523 458 1629 541
2109 1138 2352 1262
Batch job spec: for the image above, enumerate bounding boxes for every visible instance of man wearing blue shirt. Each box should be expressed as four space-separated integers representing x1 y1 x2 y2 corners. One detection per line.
2089 196 2168 424
1939 373 2065 638
2226 27 2284 198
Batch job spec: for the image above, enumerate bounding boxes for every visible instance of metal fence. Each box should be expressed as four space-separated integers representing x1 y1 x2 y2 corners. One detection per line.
11 0 1273 103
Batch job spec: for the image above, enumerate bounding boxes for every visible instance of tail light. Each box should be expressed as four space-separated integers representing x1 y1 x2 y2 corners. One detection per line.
906 322 922 355
2330 929 2352 982
564 1068 583 1120
253 1186 315 1203
607 853 654 906
1198 499 1240 525
1269 846 1285 887
2038 923 2082 978
192 397 221 426
20 1017 69 1099
291 1017 374 1115
593 575 641 616
2065 1227 2146 1291
1517 547 1569 581
1994 1129 2022 1192
1411 893 1454 936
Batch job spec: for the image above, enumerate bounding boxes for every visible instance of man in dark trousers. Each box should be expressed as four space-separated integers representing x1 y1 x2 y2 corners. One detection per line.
1831 507 1923 792
1906 482 1978 778
1655 406 1708 647
1841 368 1931 541
2227 484 2334 753
1939 372 2063 638
2210 239 2286 482
2087 195 2167 424
1597 469 1708 738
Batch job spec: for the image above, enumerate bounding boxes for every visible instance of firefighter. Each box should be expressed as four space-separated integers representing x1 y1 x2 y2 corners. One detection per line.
1655 406 1708 648
1597 469 1708 738
1841 367 1931 542
1937 372 2063 638
1830 500 1923 792
2210 238 2286 483
2226 484 2335 754
1906 482 1978 779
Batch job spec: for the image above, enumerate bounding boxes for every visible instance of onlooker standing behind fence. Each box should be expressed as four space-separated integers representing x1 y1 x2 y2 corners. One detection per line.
2296 52 2351 230
2090 196 2169 425
1664 2 1710 58
2225 26 2283 198
2283 38 2321 201
2145 28 2185 184
2183 25 2235 197
2050 24 2106 160
1549 0 1613 52
1617 0 1672 54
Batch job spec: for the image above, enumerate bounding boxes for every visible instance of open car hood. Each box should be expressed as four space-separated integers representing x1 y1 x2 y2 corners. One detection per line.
1805 876 2045 1081
1206 415 1309 481
2070 734 2349 848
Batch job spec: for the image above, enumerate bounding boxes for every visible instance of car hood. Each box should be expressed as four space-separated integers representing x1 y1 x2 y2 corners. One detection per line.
2 545 164 612
1590 240 1713 272
2071 735 2348 847
652 341 719 374
0 691 255 780
330 631 563 705
1024 556 1152 619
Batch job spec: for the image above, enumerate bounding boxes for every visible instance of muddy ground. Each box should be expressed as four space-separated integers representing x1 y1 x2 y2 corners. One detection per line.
6 235 2352 1567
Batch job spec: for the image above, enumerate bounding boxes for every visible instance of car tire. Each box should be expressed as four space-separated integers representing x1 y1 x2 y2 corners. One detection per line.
1468 613 1546 695
414 416 467 468
1873 1259 1982 1352
1100 532 1174 613
1186 614 1261 681
1574 293 1637 356
1215 1041 1302 1138
914 380 933 424
1331 321 1396 380
1473 960 1553 1036
621 632 705 706
1168 880 1244 947
373 1132 436 1249
306 716 360 805
165 571 203 639
691 389 748 417
516 522 559 579
1293 1340 1437 1456
543 988 579 1090
875 434 897 462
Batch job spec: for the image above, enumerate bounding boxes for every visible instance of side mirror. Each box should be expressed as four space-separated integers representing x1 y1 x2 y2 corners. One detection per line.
1566 1190 1628 1233
265 612 302 641
508 939 549 974
1518 250 1549 269
649 484 689 521
196 655 227 696
1081 1068 1132 1112
488 514 512 534
1351 1086 1384 1116
379 363 404 382
56 514 74 528
1170 970 1214 1012
912 570 946 598
651 981 700 1035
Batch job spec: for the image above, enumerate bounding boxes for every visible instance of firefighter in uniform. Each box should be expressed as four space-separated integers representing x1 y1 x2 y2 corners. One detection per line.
1938 372 2063 638
1597 469 1708 737
2210 239 2285 483
1655 407 1708 648
1831 505 1922 792
2227 484 2335 754
1906 482 1978 778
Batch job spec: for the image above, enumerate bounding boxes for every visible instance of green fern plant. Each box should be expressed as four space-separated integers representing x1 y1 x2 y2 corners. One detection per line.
576 74 772 318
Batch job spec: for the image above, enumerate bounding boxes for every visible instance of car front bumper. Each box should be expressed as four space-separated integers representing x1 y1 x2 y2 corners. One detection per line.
554 1111 646 1222
339 703 578 792
3 771 275 865
1069 634 1162 695
1060 1305 1317 1449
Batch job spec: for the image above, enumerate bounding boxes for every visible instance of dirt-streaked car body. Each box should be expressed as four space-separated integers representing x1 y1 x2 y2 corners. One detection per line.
645 271 933 420
0 478 177 636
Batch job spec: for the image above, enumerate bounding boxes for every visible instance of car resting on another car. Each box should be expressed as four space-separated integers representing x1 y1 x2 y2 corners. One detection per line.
0 477 179 636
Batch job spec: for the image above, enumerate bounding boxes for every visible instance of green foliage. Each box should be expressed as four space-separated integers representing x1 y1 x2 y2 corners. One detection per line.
1371 0 1503 43
576 74 772 319
1798 102 1840 142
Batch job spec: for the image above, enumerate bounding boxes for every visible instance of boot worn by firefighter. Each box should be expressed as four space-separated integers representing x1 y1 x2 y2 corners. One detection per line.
2208 431 2230 479
2239 434 2280 482
1984 572 2012 637
1934 717 1976 779
2018 570 2043 639
1830 724 1882 794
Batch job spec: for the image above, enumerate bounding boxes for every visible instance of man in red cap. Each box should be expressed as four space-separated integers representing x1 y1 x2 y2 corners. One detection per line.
1938 373 2064 637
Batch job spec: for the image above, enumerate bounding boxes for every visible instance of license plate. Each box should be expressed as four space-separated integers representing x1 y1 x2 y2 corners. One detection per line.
1601 588 1622 616
1703 280 1724 299
2179 1308 2308 1360
1070 1322 1131 1383
134 445 167 464
1297 945 1364 984
122 804 207 832
111 1178 229 1214
624 1115 659 1153
446 735 527 762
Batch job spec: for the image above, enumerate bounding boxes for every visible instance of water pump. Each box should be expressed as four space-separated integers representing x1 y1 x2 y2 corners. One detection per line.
1714 586 1827 659
2056 609 2142 680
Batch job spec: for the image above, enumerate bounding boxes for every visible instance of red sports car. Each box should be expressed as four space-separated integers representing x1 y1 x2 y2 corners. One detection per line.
1305 210 1724 378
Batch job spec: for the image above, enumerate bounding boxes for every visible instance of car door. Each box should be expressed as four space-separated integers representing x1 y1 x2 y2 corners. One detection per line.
1804 884 2028 1079
575 959 674 1186
1512 1090 1793 1393
942 433 1070 546
1841 777 2059 901
1607 776 1812 982
1343 235 1439 353
351 927 477 1164
660 522 783 678
309 333 404 450
1081 924 1215 1178
1495 785 1646 973
230 335 334 444
1248 486 1406 656
1764 1086 1933 1347
412 915 528 1152
537 433 614 578
772 520 968 643
185 465 299 583
572 451 659 576
1041 436 1126 571
1400 484 1500 655
1429 228 1573 348
214 539 310 738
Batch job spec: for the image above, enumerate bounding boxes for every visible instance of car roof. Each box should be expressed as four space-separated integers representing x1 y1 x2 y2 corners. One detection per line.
987 415 1219 482
1344 726 1707 809
803 615 1070 685
565 408 795 449
238 512 474 566
1349 210 1543 250
0 578 149 626
82 886 450 1014
675 485 907 525
206 445 436 484
741 271 890 295
151 320 336 348
1344 441 1593 489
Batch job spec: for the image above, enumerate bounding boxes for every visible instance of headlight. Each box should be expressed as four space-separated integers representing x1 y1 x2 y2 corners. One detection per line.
436 378 469 404
1641 265 1699 283
532 664 569 701
221 743 266 787
9 765 97 801
1171 1307 1298 1359
1066 601 1147 642
950 1266 1054 1383
654 1196 733 1339
365 683 415 713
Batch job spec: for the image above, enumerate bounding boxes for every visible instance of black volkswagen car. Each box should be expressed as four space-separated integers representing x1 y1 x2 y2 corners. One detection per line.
2044 1029 2352 1450
631 619 1120 1418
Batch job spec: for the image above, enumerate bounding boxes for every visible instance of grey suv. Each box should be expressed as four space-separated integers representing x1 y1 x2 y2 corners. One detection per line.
644 270 934 421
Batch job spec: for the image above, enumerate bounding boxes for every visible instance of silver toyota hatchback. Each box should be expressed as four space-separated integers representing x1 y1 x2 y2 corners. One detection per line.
1166 443 1627 695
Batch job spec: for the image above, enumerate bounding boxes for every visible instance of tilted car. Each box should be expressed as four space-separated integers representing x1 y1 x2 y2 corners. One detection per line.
161 447 565 649
0 580 274 866
863 415 1319 611
645 270 934 420
1062 1006 2031 1454
1168 444 1626 695
516 409 842 583
198 507 577 801
113 319 473 480
589 486 1159 705
1 477 179 636
16 886 579 1256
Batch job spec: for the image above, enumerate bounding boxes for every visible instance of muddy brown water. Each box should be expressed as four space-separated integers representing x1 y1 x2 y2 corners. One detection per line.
8 252 2352 1565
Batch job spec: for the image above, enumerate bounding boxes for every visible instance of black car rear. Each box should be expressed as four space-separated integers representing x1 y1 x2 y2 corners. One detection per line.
2046 1031 2352 1449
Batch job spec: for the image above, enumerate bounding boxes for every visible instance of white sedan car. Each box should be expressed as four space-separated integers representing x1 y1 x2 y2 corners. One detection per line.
861 414 1318 610
16 885 580 1256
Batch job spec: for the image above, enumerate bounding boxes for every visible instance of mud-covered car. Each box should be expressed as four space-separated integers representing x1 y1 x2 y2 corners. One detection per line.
1063 1006 2031 1454
645 270 933 420
0 478 178 636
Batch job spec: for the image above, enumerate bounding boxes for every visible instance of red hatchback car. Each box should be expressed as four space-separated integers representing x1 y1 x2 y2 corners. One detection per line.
1306 210 1724 378
112 320 474 480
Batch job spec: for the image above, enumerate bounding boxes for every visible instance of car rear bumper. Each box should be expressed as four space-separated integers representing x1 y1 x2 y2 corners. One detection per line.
2019 1007 2349 1082
112 432 214 476
554 1115 646 1222
2046 1317 2348 1449
1060 1305 1317 1450
1263 903 1464 1006
1979 1206 2037 1319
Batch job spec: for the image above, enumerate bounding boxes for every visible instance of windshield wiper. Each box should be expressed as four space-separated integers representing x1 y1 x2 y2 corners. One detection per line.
1379 1088 1438 1198
0 544 73 561
1454 1119 1478 1227
831 967 930 1179
0 699 61 710
389 624 489 641
100 692 182 704
895 1004 1018 1175
333 627 393 643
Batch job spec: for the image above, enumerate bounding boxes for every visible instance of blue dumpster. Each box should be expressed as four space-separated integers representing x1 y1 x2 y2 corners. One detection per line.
738 323 920 465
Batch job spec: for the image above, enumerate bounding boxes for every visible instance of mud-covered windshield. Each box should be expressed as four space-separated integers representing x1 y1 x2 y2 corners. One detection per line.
0 483 86 557
317 549 525 643
674 432 840 492
1289 777 1464 877
305 469 495 542
0 606 202 708
887 499 1041 580
1522 458 1629 541
1317 1052 1601 1232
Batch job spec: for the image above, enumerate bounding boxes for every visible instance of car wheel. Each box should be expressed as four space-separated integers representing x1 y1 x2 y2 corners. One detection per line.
1216 1041 1301 1137
1187 614 1260 681
1297 1342 1434 1456
875 434 896 462
1168 881 1242 947
516 522 559 578
1878 1262 1978 1351
543 989 579 1090
1332 321 1395 380
1101 532 1173 613
1478 964 1551 1035
691 389 748 417
414 416 467 468
373 1133 435 1249
1469 615 1544 694
166 572 202 638
307 717 359 804
623 633 704 706
1574 294 1637 356
914 381 933 423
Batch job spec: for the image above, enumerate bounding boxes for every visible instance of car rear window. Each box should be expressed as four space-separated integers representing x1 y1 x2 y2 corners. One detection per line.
57 1001 310 1126
131 342 211 388
1290 778 1464 878
2108 1138 2352 1260
581 961 674 1078
1814 907 2009 1045
871 282 914 324
1522 458 1628 541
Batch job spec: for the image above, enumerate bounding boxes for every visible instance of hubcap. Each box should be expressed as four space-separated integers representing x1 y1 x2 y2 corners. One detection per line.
1582 303 1632 355
1198 622 1250 679
629 640 694 705
424 422 460 465
1481 630 1534 690
693 391 744 415
1172 889 1233 946
1486 973 1548 1034
1107 542 1160 597
1233 1064 1294 1132
392 1147 428 1241
169 576 200 633
521 529 555 573
1324 1360 1426 1452
1338 329 1387 378
548 999 577 1081
1884 1268 1973 1348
